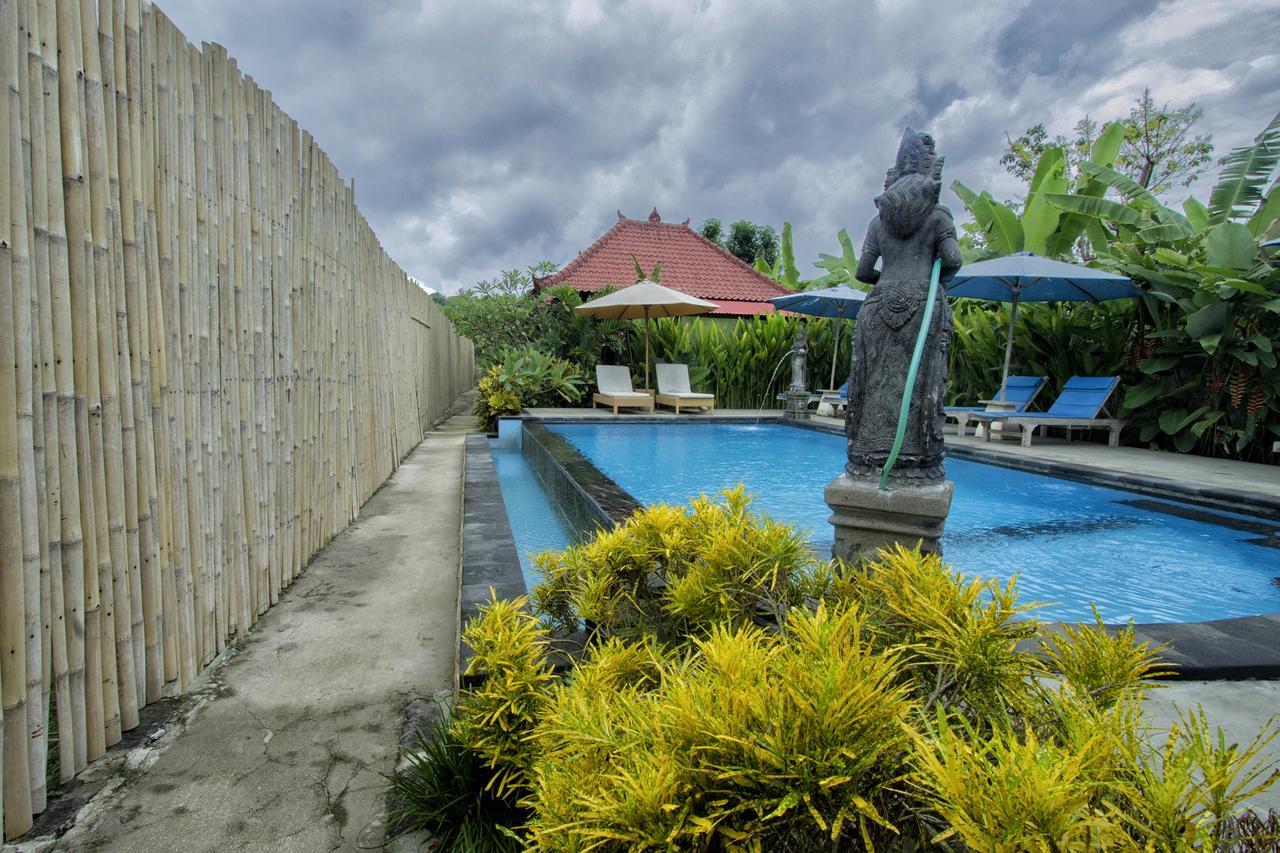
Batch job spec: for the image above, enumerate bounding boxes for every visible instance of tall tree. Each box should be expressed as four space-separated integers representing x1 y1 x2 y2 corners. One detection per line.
1119 89 1214 193
1001 90 1213 195
699 218 724 244
724 220 779 267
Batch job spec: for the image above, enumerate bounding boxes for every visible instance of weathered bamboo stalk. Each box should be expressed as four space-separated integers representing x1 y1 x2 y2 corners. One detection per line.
97 0 141 728
1 0 36 834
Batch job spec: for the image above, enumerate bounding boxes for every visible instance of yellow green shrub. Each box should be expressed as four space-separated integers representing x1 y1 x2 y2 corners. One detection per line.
427 497 1280 850
457 594 555 799
531 486 826 644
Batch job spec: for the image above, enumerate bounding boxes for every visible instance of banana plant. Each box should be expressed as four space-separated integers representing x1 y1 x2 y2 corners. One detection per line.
812 229 863 290
752 221 804 290
1038 111 1280 459
952 121 1126 259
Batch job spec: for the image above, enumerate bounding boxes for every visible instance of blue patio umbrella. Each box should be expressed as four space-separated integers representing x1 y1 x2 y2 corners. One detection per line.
945 252 1143 400
769 285 868 388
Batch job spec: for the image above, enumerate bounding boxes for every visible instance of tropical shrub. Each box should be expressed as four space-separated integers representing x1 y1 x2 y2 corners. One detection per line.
951 112 1279 461
473 347 586 432
390 494 1280 849
635 313 855 409
532 486 821 643
386 709 524 852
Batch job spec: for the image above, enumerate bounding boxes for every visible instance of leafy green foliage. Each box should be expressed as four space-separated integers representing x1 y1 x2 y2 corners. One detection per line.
386 709 524 852
811 228 863 291
956 110 1279 461
422 497 1279 849
473 348 586 432
532 487 821 643
1001 90 1214 196
457 594 555 800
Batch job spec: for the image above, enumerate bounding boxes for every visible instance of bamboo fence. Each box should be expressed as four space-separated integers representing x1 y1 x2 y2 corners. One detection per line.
0 0 475 837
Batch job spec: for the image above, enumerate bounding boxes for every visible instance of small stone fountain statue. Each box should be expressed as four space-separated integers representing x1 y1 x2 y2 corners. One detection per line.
783 325 810 420
824 129 962 562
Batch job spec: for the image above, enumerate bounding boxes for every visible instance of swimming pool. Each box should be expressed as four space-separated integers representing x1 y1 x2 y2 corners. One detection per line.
535 422 1280 624
490 444 578 591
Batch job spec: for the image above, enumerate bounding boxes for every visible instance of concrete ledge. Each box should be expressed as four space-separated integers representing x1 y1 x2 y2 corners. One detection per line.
512 415 1280 681
458 435 527 685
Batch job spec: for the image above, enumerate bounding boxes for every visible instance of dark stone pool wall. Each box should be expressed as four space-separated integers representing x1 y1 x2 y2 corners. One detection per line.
521 422 643 533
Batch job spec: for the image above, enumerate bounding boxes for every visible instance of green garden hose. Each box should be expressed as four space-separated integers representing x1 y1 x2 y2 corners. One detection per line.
879 258 943 490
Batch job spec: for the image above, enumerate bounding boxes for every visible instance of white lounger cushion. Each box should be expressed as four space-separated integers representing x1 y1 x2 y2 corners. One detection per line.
596 365 649 398
655 364 711 398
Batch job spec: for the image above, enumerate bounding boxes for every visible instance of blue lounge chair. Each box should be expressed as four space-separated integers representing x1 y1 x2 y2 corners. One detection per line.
971 376 1125 448
945 375 1046 437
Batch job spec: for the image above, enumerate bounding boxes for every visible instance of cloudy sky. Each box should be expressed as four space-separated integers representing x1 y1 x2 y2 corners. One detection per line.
157 0 1280 293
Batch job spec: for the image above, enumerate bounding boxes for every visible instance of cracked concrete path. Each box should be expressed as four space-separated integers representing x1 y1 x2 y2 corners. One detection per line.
57 423 468 852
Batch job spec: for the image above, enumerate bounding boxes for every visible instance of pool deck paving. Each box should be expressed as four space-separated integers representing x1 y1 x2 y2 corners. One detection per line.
33 402 475 852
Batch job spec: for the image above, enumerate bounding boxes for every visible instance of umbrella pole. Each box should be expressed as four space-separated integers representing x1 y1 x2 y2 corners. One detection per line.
1000 292 1020 400
644 307 651 393
829 321 840 390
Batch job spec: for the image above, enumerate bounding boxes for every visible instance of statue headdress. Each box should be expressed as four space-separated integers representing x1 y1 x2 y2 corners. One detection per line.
883 127 945 198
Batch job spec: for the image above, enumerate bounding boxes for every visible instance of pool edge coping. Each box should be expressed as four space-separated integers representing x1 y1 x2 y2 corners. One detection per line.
465 416 1280 681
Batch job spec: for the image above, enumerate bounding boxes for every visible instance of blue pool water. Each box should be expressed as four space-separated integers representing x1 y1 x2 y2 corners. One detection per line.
490 445 578 590
536 422 1280 624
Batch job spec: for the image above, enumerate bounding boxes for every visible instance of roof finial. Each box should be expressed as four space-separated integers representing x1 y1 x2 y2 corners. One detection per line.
648 207 661 222
617 209 625 220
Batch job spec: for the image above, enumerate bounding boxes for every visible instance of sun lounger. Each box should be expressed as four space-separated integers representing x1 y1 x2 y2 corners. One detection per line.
654 363 715 414
971 376 1125 447
592 365 655 415
945 375 1046 437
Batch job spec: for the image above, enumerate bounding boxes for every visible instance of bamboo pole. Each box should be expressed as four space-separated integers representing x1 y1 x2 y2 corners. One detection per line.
99 0 142 725
1 0 36 833
7 0 47 815
25 0 71 795
40 0 89 781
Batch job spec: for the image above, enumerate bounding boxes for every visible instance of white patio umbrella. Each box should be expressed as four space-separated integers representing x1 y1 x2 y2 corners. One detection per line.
575 280 717 391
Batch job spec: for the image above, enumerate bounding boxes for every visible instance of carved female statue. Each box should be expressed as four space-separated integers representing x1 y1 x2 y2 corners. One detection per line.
845 130 962 481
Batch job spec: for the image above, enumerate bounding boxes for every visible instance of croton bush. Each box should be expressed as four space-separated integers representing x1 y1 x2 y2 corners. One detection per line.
473 347 586 432
389 491 1280 850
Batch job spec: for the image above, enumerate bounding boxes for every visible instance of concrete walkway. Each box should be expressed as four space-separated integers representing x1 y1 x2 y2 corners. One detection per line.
53 412 473 852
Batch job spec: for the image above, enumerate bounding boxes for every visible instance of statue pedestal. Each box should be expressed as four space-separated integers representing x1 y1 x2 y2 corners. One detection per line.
824 473 953 563
783 389 810 420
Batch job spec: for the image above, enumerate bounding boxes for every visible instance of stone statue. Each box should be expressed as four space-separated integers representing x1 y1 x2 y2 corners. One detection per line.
784 325 810 420
788 325 808 392
845 129 961 481
824 128 961 561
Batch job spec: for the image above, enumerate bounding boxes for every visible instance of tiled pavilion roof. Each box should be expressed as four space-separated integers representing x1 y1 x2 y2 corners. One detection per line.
534 209 792 316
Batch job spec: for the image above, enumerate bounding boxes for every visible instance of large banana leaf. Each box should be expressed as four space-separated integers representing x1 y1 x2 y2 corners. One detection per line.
1205 222 1257 270
1246 185 1280 239
1208 110 1280 226
987 200 1025 254
1077 160 1165 209
1022 148 1067 254
1044 193 1143 226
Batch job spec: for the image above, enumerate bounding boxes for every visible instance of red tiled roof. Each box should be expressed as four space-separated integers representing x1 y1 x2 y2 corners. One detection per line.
535 208 791 316
710 300 777 316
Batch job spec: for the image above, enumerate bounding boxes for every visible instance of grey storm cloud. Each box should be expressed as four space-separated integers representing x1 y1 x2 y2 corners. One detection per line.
157 0 1280 293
